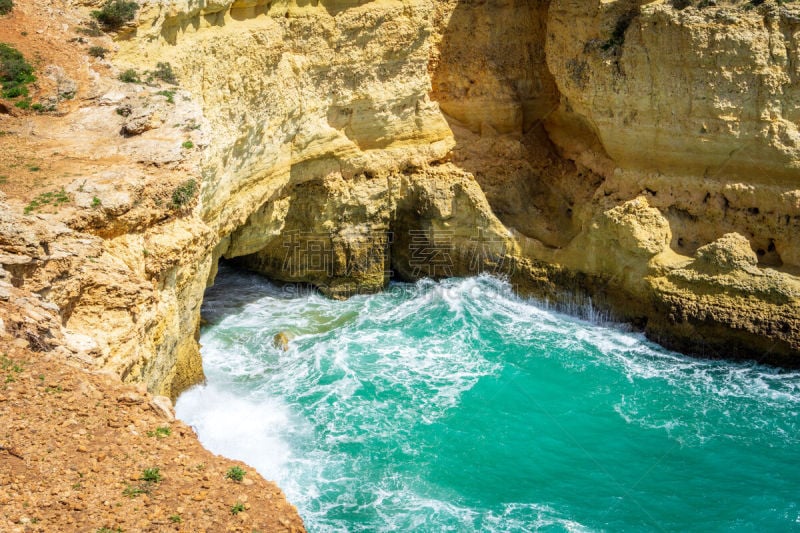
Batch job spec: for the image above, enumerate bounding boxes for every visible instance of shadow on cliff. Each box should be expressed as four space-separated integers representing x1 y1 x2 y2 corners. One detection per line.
430 0 605 249
201 260 324 327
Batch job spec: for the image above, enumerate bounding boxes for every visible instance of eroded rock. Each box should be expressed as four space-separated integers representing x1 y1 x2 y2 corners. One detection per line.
120 101 164 136
693 233 759 274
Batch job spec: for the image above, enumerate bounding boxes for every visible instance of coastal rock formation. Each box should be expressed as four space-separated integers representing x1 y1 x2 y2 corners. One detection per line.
547 0 800 182
3 0 800 527
1 0 800 441
228 167 514 298
648 232 800 364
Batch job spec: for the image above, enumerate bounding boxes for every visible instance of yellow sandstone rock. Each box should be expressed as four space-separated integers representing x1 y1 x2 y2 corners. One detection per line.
1 0 799 406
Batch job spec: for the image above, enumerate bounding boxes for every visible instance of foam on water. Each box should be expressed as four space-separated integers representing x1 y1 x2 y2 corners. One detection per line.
177 267 800 531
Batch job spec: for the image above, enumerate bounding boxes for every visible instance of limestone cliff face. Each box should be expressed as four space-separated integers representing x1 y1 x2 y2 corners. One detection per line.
117 0 454 235
3 0 800 402
548 0 800 183
546 0 800 266
107 0 516 387
539 0 800 362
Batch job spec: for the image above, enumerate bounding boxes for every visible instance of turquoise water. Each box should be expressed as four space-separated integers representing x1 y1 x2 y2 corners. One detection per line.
175 267 800 532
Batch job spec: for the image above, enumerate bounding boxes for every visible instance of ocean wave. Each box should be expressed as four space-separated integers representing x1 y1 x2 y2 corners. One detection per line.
179 268 800 531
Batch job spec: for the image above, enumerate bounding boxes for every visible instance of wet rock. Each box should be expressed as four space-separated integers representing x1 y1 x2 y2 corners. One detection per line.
273 332 292 352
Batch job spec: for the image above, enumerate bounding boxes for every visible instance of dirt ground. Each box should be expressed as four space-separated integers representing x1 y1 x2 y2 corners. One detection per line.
0 337 305 533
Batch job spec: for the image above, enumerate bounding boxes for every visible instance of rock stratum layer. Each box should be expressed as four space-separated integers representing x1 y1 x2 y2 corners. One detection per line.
2 0 800 525
3 0 800 390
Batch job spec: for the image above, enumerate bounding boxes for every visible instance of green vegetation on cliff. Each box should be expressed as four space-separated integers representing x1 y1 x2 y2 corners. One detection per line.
92 0 138 30
0 0 14 16
0 43 34 99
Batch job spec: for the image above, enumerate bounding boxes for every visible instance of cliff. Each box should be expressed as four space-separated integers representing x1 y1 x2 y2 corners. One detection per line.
2 0 800 527
3 0 800 395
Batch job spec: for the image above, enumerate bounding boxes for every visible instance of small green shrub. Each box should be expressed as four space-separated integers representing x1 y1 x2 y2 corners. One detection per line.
147 426 171 438
156 89 175 104
122 483 150 498
122 484 142 497
0 43 35 99
88 46 108 59
152 61 177 85
181 140 194 149
169 514 182 523
171 178 197 208
2 85 26 98
0 354 23 373
24 189 69 214
14 97 29 109
118 68 139 83
231 502 245 515
225 466 246 482
91 0 139 30
31 102 54 113
91 196 102 208
140 467 162 483
0 0 14 16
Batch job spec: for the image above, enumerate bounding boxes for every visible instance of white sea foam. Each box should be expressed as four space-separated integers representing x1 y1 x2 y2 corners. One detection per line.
179 268 800 531
175 384 297 479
